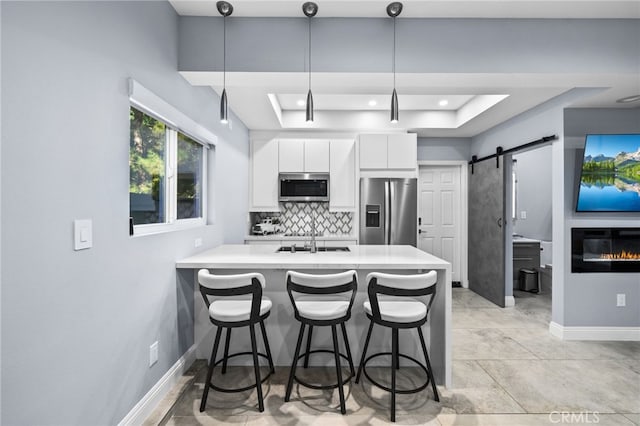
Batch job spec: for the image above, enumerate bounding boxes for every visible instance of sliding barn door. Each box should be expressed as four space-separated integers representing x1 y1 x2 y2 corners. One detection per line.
468 159 506 307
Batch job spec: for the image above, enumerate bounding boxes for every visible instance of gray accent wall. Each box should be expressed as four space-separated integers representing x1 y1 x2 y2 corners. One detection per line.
562 108 640 327
418 137 471 162
1 2 249 425
513 145 553 241
179 17 640 74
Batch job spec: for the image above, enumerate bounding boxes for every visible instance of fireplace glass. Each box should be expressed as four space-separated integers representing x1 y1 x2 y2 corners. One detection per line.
572 228 640 273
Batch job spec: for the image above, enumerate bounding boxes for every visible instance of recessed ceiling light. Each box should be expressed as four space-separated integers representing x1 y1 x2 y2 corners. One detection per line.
616 94 640 104
368 100 377 107
439 99 449 107
297 99 305 107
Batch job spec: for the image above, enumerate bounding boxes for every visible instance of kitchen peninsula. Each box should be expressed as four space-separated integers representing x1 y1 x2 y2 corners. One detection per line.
176 244 452 387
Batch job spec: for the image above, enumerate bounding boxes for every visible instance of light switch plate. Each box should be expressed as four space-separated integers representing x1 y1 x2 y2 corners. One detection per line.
74 219 92 250
520 211 527 219
617 294 626 307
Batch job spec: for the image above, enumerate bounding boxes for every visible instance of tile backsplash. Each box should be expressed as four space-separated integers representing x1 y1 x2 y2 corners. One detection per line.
250 203 353 235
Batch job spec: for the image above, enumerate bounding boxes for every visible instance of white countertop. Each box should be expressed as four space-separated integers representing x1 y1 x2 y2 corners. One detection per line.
177 244 451 270
244 234 357 241
513 237 541 244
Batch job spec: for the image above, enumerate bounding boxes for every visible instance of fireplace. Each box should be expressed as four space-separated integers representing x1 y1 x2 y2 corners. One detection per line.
572 228 640 273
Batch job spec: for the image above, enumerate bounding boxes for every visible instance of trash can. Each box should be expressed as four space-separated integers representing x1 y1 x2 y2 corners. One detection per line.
519 268 539 293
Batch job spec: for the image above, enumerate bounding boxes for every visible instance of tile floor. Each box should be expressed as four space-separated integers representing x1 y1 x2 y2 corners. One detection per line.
144 288 640 425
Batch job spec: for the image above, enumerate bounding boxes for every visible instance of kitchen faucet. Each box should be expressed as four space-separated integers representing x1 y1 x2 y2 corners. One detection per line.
309 212 317 253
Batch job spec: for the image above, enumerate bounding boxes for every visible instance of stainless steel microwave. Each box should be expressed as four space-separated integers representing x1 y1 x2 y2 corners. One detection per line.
279 173 330 202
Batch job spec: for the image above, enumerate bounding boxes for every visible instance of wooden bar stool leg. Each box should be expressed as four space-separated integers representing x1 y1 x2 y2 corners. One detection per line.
418 326 440 402
355 320 374 383
249 323 264 412
200 326 222 412
331 324 346 414
221 328 232 374
303 325 313 368
340 322 355 375
259 320 275 374
285 323 306 402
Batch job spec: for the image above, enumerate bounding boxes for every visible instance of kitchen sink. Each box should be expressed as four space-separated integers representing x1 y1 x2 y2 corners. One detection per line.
276 246 350 253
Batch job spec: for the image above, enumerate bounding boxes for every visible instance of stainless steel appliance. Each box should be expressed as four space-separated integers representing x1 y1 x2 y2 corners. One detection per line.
279 173 329 202
360 178 417 246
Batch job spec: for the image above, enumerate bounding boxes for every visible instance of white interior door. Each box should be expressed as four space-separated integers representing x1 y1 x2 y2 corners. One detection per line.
418 166 462 283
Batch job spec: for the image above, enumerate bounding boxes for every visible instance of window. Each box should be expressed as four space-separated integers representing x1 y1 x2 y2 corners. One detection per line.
129 106 207 234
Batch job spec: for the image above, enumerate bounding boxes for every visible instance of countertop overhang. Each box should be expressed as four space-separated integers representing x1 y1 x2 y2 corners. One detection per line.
176 244 450 270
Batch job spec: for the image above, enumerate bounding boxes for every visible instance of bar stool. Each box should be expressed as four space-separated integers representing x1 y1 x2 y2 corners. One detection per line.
197 269 275 413
284 270 358 414
355 271 440 422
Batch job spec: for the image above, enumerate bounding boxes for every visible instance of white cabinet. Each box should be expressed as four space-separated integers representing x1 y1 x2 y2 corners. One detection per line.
329 139 356 211
387 134 417 169
359 133 417 170
279 139 329 172
278 139 305 172
359 134 388 169
250 139 280 211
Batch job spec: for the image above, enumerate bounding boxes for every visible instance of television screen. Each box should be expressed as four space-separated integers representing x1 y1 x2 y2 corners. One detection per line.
576 134 640 212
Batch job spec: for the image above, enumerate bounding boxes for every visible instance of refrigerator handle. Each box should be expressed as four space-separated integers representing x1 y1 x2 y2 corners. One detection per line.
384 180 391 244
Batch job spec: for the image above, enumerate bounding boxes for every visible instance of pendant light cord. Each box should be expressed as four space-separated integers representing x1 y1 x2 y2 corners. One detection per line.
308 17 312 89
392 16 396 89
223 15 226 90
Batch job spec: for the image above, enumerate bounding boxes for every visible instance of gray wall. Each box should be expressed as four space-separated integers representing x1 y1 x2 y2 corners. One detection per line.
1 2 249 425
562 108 640 327
513 145 553 241
179 17 640 74
418 137 471 162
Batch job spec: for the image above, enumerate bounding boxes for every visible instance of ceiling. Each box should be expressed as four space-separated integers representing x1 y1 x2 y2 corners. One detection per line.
172 0 640 138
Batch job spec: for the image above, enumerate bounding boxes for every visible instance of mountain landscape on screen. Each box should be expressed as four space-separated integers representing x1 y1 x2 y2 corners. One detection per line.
576 135 640 212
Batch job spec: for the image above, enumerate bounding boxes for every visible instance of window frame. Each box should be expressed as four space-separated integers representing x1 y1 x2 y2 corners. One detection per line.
128 79 215 236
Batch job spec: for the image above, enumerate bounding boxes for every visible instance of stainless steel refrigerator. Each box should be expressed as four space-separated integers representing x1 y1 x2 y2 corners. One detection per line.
359 178 417 246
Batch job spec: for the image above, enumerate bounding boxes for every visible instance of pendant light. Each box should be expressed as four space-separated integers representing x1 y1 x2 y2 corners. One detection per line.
303 2 318 123
217 1 233 124
387 2 402 123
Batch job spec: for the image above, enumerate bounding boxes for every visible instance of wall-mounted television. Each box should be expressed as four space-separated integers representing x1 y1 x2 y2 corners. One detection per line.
576 134 640 212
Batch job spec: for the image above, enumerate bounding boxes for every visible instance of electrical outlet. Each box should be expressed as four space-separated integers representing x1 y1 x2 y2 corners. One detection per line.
150 341 159 367
616 294 626 307
195 237 203 248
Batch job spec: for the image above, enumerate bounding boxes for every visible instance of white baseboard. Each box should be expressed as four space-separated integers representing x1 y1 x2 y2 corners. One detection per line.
504 296 515 307
549 321 640 341
118 344 197 426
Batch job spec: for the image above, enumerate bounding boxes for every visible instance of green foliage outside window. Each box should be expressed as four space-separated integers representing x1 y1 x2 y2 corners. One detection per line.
129 107 166 224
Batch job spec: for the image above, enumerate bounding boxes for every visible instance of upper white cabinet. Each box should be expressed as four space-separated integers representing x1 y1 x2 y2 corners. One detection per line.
359 133 417 170
329 139 356 211
359 134 387 169
279 139 329 173
387 134 417 169
278 139 305 172
305 140 330 172
250 139 280 211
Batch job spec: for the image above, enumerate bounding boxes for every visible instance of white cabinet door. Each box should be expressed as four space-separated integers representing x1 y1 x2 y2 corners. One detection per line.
387 133 417 169
329 139 356 211
279 139 304 172
304 140 330 172
359 134 388 169
250 139 279 211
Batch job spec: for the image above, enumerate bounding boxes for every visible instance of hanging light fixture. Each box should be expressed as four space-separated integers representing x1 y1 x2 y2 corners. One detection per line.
303 2 318 123
217 1 233 124
387 2 402 123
